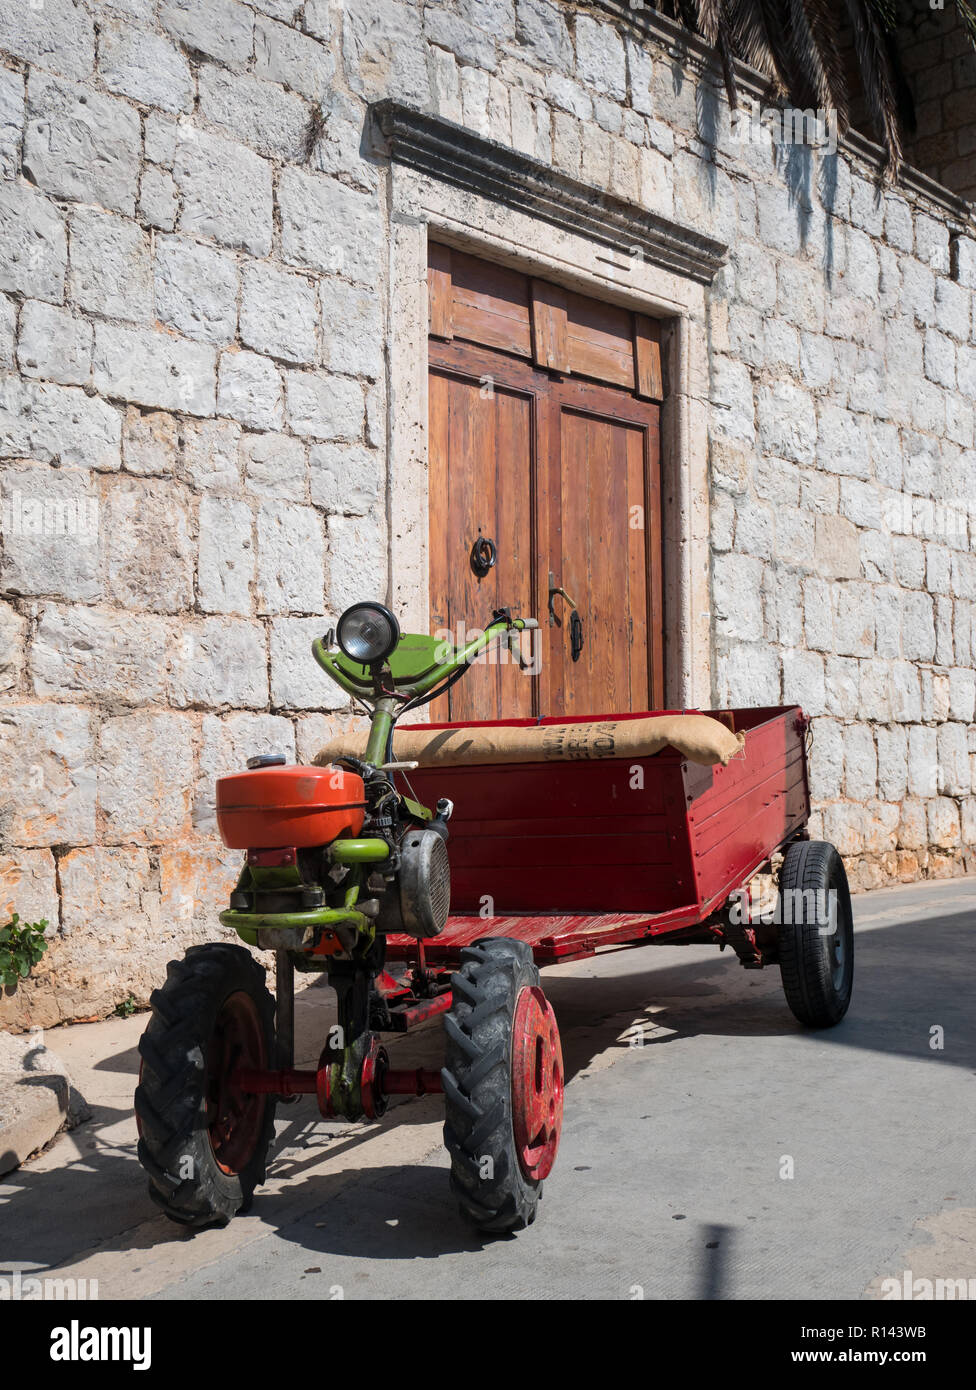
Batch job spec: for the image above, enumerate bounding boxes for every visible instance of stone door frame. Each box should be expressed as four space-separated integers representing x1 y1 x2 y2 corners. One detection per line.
379 103 725 709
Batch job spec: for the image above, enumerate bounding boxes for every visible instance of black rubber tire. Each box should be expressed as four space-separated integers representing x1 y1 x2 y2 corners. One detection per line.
135 943 277 1228
442 937 544 1234
777 840 854 1028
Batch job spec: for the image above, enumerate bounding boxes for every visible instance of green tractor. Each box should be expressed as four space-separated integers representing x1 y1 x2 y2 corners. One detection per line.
135 603 562 1235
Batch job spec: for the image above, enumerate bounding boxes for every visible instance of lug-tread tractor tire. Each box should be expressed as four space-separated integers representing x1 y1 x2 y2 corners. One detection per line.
135 943 277 1229
442 937 562 1235
777 840 854 1028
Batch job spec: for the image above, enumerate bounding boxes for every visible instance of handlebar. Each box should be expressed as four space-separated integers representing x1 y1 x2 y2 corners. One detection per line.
312 609 539 704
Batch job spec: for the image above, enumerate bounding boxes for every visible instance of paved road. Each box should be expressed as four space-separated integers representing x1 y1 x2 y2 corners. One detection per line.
2 877 973 1300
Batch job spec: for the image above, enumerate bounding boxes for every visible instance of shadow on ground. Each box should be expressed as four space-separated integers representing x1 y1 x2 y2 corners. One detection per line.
1 896 972 1271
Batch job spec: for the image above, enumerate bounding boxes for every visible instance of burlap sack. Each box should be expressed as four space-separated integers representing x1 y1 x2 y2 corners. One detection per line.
314 714 745 770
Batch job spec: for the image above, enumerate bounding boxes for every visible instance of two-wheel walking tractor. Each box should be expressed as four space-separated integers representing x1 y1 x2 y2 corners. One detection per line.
135 602 854 1234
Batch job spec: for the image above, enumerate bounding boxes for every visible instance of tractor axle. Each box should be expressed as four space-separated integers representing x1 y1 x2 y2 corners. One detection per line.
233 1060 443 1113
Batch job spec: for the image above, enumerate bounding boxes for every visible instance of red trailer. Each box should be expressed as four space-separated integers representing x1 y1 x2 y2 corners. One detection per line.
361 702 853 1228
137 696 854 1236
387 704 823 968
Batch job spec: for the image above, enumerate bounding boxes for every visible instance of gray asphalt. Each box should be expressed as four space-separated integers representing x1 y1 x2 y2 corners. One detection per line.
2 877 973 1300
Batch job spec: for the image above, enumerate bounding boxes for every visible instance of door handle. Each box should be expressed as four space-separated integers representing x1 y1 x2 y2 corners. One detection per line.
570 610 584 662
547 573 577 626
470 535 497 578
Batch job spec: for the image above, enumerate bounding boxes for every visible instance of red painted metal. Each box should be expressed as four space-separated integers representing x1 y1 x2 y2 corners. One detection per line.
247 846 297 867
206 991 271 1175
360 1035 388 1119
316 1047 331 1117
374 969 410 999
234 1066 315 1096
386 706 809 963
234 1060 445 1101
511 986 563 1180
387 911 699 964
386 991 453 1029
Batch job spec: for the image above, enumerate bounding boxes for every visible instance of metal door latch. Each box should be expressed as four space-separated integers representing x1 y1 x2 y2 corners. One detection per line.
570 610 584 662
470 536 497 577
547 572 577 626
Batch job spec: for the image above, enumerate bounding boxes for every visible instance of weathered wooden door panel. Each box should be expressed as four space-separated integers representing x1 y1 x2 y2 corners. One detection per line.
550 396 661 716
429 243 663 396
428 364 538 722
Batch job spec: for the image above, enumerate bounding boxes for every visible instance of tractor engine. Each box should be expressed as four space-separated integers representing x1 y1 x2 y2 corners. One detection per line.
214 754 451 957
373 824 451 937
342 755 452 938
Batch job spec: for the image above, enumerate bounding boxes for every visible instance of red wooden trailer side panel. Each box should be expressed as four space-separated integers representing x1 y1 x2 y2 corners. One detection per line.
385 706 809 963
686 707 810 917
398 753 694 915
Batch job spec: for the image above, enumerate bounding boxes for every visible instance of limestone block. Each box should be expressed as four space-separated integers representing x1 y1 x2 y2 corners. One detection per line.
174 126 273 257
0 703 95 847
256 500 325 614
24 71 140 215
98 711 195 841
69 207 152 324
197 494 254 615
154 234 239 346
30 603 173 705
101 476 195 613
0 461 99 602
169 617 269 709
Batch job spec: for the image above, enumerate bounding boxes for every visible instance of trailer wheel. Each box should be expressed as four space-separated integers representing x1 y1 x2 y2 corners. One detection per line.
442 937 563 1234
777 841 854 1028
135 943 277 1228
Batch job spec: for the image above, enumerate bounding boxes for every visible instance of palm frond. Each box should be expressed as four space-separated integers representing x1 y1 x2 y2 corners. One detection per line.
725 0 789 95
792 0 852 129
695 0 725 43
662 0 970 174
715 8 741 109
843 0 904 172
667 0 757 104
866 0 898 28
955 0 976 45
671 0 903 173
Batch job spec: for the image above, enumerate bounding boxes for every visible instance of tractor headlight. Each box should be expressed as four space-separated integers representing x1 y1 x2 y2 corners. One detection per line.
336 602 400 665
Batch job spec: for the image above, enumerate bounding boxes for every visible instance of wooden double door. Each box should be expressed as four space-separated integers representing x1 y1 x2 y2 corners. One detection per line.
427 244 664 723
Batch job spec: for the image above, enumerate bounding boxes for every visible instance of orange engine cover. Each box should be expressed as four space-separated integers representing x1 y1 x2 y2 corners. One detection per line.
215 764 366 850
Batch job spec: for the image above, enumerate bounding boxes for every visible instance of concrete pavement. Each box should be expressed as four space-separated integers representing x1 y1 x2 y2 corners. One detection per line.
1 877 973 1300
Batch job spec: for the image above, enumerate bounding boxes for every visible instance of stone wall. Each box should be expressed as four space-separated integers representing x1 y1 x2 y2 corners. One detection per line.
0 0 974 1028
897 3 976 204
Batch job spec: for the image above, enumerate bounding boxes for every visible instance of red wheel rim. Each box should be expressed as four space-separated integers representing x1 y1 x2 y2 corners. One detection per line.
511 986 564 1181
360 1036 388 1121
206 991 268 1175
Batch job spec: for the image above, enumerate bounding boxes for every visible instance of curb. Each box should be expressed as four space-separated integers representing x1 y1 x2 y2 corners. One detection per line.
0 1030 91 1178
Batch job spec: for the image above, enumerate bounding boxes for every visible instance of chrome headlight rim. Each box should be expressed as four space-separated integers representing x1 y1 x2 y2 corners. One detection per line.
336 602 401 665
